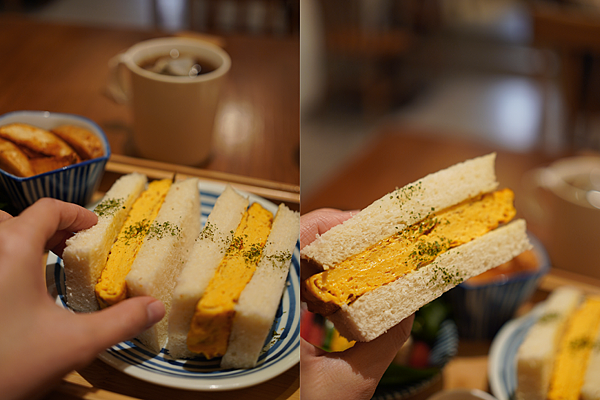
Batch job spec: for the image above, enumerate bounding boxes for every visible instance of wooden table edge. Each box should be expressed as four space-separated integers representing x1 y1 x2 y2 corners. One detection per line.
106 154 299 205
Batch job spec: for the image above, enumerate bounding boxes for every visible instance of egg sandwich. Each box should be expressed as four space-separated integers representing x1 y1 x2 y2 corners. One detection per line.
62 173 201 352
167 185 299 368
516 286 600 400
301 153 532 342
63 174 299 368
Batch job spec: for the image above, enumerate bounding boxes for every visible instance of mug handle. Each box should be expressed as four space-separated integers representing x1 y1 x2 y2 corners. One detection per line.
521 168 548 225
106 54 130 104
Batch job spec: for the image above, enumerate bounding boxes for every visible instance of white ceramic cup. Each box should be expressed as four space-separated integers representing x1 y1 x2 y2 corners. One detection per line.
108 37 231 165
522 156 600 279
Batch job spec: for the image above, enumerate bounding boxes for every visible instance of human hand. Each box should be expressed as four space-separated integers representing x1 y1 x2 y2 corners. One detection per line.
0 198 165 400
300 208 414 400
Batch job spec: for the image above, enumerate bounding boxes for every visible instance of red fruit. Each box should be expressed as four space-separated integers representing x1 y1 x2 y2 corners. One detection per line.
409 341 430 369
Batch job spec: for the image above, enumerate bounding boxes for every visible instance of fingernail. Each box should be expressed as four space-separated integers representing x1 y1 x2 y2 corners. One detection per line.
145 300 165 329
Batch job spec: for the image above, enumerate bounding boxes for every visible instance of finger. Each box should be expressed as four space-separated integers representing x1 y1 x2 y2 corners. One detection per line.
70 297 165 357
0 210 13 223
16 199 97 251
300 208 358 249
334 315 415 378
46 230 75 258
300 317 413 400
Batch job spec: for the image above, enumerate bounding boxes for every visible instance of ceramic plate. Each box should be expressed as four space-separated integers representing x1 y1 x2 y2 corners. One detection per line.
46 180 300 391
488 302 546 400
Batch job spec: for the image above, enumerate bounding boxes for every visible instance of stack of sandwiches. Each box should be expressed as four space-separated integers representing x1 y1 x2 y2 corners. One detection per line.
62 173 299 369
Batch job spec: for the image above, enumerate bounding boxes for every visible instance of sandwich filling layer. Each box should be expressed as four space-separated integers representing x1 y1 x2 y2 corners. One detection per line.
304 188 516 316
547 296 600 400
95 179 172 308
187 202 274 359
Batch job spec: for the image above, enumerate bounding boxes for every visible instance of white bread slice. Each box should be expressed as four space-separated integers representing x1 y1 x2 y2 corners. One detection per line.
166 185 249 359
222 204 299 369
515 286 584 400
579 318 600 400
301 153 498 270
328 219 531 342
126 178 201 352
63 173 147 312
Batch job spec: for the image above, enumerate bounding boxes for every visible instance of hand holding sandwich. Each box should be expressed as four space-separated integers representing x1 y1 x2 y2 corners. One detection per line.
0 198 165 400
300 209 414 400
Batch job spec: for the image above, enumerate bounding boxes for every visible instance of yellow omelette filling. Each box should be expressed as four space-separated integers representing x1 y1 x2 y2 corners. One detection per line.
94 179 172 309
187 202 273 359
548 297 600 400
303 189 516 316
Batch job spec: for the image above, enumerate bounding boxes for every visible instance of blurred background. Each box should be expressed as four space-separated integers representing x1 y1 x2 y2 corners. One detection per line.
300 2 600 395
301 0 600 201
0 0 300 187
0 0 299 35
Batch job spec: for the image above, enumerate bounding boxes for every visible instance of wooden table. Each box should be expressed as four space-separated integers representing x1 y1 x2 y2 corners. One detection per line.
0 15 299 186
301 124 600 397
0 15 299 400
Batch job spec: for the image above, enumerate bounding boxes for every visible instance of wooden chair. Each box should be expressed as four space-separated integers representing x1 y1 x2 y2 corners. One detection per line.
317 0 439 116
187 0 299 36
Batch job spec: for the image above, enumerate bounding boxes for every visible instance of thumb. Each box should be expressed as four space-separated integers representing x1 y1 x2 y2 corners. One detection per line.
335 314 415 379
75 297 165 354
0 210 12 223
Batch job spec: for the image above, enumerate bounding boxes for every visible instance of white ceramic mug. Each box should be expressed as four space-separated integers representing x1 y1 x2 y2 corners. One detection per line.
522 156 600 279
108 37 231 165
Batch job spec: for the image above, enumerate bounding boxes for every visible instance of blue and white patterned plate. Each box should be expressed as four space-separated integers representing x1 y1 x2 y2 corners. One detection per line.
488 302 546 400
46 180 300 391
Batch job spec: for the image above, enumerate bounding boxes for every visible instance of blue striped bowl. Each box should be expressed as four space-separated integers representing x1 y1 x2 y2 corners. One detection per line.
0 111 110 212
445 233 550 341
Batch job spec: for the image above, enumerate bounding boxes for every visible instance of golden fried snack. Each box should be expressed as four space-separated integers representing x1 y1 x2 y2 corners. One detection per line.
51 125 104 160
0 123 80 164
0 138 35 177
29 156 72 175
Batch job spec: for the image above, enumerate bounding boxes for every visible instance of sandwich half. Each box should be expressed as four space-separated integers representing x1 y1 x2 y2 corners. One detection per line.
63 172 147 312
301 153 532 341
516 286 584 400
222 203 299 368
